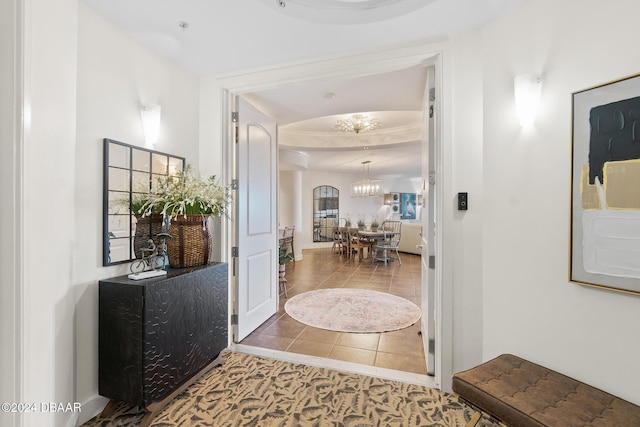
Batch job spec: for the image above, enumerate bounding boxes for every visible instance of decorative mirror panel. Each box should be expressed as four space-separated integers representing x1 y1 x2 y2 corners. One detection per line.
103 138 185 266
312 185 339 242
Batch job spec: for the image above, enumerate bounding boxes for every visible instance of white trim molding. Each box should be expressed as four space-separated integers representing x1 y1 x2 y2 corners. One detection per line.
216 39 451 390
215 38 446 94
0 1 24 426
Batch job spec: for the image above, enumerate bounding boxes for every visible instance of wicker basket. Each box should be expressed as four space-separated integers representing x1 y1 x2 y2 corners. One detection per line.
167 214 212 268
133 214 164 259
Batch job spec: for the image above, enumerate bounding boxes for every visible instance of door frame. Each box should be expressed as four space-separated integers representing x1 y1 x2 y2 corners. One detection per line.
422 65 436 377
1 0 23 424
217 41 452 389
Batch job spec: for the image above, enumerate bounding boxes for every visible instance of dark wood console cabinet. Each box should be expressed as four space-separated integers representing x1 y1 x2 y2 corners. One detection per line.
98 263 228 425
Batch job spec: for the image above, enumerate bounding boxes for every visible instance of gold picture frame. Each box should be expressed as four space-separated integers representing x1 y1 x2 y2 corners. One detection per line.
570 73 640 295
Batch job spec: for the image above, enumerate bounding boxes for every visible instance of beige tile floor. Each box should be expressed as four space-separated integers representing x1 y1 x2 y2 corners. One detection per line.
241 247 427 375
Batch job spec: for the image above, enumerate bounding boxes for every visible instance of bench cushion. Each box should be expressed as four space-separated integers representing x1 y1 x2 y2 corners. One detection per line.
452 354 640 427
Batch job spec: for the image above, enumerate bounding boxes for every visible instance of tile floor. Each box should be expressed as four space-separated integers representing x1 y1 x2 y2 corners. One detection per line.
240 247 427 375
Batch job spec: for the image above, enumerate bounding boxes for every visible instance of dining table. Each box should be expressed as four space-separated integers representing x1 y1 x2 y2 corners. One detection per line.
357 229 398 263
357 229 388 239
333 228 398 261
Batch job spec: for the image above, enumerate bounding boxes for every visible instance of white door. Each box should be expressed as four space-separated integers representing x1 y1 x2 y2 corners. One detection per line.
234 97 278 341
421 66 437 376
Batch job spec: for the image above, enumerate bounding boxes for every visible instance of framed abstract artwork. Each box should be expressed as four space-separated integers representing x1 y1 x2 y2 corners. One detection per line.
570 73 640 295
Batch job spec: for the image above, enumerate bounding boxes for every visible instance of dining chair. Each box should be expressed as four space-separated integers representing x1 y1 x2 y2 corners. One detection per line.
350 233 368 261
282 226 295 263
364 235 376 258
346 227 360 259
373 220 402 265
332 227 344 255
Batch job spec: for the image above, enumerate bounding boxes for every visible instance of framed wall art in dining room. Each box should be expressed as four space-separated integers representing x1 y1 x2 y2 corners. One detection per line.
570 73 640 295
400 192 416 220
390 192 400 216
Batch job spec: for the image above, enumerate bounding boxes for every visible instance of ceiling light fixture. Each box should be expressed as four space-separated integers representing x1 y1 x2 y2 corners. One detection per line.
351 161 383 198
333 114 380 134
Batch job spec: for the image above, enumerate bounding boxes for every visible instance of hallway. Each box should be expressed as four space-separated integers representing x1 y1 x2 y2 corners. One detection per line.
241 248 427 375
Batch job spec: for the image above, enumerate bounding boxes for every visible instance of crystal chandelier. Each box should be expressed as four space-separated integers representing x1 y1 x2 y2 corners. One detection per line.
351 161 383 198
333 114 380 134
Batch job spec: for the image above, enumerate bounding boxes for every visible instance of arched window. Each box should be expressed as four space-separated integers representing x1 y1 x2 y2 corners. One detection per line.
312 185 339 242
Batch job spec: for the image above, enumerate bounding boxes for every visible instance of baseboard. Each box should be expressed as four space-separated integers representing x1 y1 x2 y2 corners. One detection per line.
76 394 109 426
421 316 436 380
66 412 79 427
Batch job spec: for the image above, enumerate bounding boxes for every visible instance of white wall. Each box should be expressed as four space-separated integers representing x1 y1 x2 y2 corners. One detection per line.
74 4 201 423
198 77 224 179
481 0 640 404
449 30 485 373
278 170 303 260
278 170 301 228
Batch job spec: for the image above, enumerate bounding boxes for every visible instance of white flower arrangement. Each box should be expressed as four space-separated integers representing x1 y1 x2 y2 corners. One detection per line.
139 165 231 219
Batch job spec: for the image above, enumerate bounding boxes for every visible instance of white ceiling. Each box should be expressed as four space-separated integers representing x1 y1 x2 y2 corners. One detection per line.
80 0 526 179
243 67 428 179
244 67 427 126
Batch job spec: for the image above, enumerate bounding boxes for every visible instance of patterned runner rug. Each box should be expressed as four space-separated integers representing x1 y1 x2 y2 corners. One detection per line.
285 288 421 333
83 352 503 427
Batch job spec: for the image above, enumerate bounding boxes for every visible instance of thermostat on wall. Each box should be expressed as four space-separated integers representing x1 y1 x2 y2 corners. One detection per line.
458 192 468 210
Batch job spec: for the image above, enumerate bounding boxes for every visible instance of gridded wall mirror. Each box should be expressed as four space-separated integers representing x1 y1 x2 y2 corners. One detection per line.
103 138 185 266
312 185 339 242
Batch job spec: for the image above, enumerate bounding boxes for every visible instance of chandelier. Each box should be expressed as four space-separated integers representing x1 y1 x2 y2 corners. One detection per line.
333 114 380 134
351 161 383 198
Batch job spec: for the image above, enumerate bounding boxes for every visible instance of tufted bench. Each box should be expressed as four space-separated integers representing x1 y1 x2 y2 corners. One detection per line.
452 354 640 427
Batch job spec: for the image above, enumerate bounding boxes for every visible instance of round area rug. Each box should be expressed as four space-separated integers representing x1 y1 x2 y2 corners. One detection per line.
284 288 421 333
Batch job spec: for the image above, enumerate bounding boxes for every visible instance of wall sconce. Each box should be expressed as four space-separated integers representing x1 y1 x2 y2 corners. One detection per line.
514 73 541 128
141 104 161 147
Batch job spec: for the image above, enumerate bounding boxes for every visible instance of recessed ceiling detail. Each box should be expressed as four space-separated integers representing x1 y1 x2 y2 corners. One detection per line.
278 111 423 149
279 0 425 10
261 0 436 24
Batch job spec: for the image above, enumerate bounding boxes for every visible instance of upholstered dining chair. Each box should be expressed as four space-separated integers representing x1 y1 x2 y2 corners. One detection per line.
373 220 402 265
